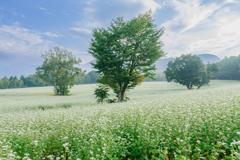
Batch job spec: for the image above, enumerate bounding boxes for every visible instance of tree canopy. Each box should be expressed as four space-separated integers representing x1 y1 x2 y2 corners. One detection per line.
36 46 84 95
164 54 218 89
213 55 240 80
89 10 165 102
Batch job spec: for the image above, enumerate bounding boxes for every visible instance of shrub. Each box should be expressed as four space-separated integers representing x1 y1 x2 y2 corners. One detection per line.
94 85 110 102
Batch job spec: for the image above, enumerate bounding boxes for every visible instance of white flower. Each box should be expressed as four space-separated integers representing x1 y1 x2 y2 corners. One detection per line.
62 143 69 147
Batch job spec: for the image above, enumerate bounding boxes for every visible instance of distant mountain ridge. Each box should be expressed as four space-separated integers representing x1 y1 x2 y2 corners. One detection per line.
0 62 40 79
0 54 221 78
197 54 221 64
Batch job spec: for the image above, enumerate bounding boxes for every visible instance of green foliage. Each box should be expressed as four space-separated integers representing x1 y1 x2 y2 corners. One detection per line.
75 71 100 85
87 71 100 83
0 80 3 89
213 55 240 80
36 46 84 96
0 71 99 90
94 85 110 102
164 54 214 89
197 63 219 89
2 77 9 89
106 98 117 103
145 72 167 81
89 10 165 102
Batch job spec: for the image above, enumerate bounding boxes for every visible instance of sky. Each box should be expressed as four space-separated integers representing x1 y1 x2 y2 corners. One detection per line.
0 0 240 66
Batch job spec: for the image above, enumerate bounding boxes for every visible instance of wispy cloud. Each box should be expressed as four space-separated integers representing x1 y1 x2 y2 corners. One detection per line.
21 14 25 18
0 24 55 64
62 11 69 16
120 0 161 13
45 12 55 15
39 7 47 10
45 32 62 37
159 0 240 59
12 12 26 18
69 27 92 38
12 12 18 16
70 0 162 40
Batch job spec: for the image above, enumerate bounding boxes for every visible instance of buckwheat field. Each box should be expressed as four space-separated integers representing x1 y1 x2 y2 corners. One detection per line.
1 81 240 160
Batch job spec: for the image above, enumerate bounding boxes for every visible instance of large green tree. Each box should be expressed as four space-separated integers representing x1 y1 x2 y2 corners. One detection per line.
89 10 165 102
164 54 208 89
36 46 84 96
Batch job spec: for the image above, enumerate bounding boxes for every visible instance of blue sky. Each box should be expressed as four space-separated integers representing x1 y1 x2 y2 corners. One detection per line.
0 0 240 65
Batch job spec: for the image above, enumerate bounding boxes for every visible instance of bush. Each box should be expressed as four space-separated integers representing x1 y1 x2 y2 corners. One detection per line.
94 85 110 102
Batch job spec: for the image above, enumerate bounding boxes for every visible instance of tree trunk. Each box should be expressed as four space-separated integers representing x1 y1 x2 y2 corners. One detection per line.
118 84 121 103
54 82 58 96
121 90 125 101
197 84 202 89
187 84 193 90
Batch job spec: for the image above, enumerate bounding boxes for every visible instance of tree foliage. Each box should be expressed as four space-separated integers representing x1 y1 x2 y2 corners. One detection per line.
93 85 110 102
197 63 219 89
164 54 218 89
89 10 165 102
36 46 84 95
213 55 240 80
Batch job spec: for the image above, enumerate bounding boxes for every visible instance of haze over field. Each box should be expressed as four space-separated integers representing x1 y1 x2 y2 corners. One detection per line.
0 0 239 66
0 54 221 78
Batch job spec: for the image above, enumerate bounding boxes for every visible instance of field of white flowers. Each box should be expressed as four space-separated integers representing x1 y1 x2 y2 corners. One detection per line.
1 81 240 160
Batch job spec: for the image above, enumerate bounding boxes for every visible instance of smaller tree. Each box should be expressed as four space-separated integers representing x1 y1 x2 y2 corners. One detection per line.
165 54 208 89
94 85 110 102
2 77 9 89
36 46 85 95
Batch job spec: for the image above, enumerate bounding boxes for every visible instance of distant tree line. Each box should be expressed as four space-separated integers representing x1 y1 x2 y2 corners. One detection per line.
0 71 100 89
0 75 51 89
145 73 167 81
213 55 240 80
0 71 166 90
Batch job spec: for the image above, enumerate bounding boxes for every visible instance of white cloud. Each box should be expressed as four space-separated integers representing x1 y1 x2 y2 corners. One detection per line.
225 0 239 3
21 14 25 18
70 0 162 40
62 11 69 15
39 7 47 10
159 0 240 59
69 27 92 38
45 12 55 15
12 12 18 16
45 32 61 37
12 12 26 18
119 0 161 13
0 24 54 57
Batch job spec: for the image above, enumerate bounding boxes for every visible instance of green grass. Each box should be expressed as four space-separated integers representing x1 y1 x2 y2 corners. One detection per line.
1 80 240 159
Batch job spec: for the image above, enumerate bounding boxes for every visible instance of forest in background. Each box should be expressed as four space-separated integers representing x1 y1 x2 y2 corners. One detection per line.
0 55 239 89
0 70 167 89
